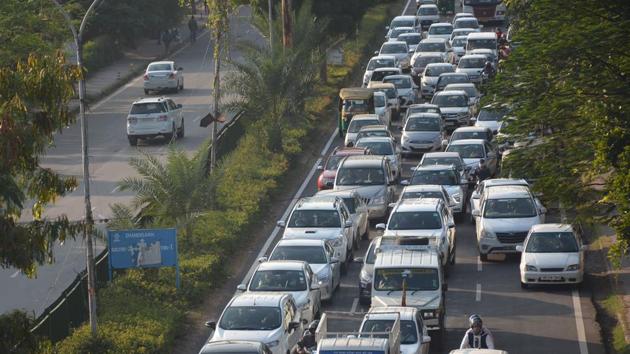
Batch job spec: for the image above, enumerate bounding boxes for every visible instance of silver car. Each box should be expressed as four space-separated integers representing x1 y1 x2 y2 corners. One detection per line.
363 55 399 86
344 114 382 147
378 41 411 71
421 63 455 98
426 22 454 41
373 91 391 127
400 113 444 156
315 189 369 242
417 4 439 29
445 138 499 176
431 90 473 128
355 136 402 180
456 54 487 84
397 33 423 53
267 239 341 301
143 61 183 94
404 164 467 218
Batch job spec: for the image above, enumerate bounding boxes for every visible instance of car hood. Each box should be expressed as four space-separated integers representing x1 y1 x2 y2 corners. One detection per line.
335 185 385 199
383 230 442 239
440 106 468 114
522 252 580 269
482 216 542 233
211 327 282 344
283 228 342 240
403 131 441 141
372 291 441 308
397 87 413 96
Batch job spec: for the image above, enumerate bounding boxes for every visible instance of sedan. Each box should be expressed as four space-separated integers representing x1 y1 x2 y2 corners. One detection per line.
143 61 183 94
316 189 370 241
517 224 586 288
400 113 445 156
355 136 402 179
445 138 499 176
378 41 411 71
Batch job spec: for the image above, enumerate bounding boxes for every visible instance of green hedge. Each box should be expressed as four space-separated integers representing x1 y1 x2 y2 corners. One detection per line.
54 1 395 353
83 35 122 73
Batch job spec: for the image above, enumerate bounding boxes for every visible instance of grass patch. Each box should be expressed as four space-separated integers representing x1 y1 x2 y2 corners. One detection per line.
603 294 630 354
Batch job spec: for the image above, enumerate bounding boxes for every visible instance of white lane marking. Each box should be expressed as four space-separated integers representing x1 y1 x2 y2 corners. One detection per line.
111 185 121 194
572 289 589 354
477 256 482 271
475 283 481 302
320 128 340 156
193 115 203 123
10 270 20 278
402 0 413 15
351 298 359 314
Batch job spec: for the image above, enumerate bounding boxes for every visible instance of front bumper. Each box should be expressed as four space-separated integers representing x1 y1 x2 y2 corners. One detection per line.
478 237 522 255
401 142 437 155
521 270 583 285
421 85 435 97
367 203 387 219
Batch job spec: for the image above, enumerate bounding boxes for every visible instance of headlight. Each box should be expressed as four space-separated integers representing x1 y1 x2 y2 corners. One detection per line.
421 310 438 319
371 196 385 205
317 270 330 282
266 340 280 348
330 238 343 247
401 135 409 144
525 264 538 272
360 269 372 284
566 264 580 271
451 193 461 203
480 229 496 239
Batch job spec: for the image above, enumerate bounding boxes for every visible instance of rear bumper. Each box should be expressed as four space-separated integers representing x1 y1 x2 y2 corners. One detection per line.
144 80 178 90
521 271 583 284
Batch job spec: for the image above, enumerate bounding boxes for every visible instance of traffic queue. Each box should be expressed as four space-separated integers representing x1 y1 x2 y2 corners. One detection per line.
198 1 584 353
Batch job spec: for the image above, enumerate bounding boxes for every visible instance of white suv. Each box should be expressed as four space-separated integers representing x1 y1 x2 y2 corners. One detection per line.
473 185 547 261
126 97 184 146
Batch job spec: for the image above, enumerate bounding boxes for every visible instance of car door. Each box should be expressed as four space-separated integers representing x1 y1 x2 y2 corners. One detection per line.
355 194 369 237
338 204 354 249
442 203 455 259
305 265 320 318
384 161 396 202
416 311 430 354
282 300 298 352
325 243 341 289
484 142 498 174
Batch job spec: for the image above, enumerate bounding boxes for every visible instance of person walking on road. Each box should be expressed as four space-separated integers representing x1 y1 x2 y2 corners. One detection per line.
188 16 198 43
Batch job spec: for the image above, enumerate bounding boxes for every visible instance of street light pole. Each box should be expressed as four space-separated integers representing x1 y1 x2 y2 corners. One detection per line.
268 0 273 53
50 0 104 336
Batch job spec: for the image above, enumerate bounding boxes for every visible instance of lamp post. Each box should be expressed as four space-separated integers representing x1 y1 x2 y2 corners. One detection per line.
50 0 104 336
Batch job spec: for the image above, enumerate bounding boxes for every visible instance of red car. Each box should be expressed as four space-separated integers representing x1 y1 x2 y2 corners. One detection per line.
317 146 370 190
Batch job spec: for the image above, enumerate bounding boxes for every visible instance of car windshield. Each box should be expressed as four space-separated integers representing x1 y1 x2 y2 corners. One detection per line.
451 131 489 141
384 77 412 89
413 56 442 68
371 70 399 81
357 130 389 140
400 35 422 46
408 106 440 115
147 63 172 71
388 211 442 230
421 157 463 170
403 191 444 200
457 86 478 97
381 43 407 54
348 119 380 133
405 117 440 131
526 232 579 253
458 57 486 68
130 102 166 114
429 25 452 35
446 143 484 158
249 270 307 291
452 37 467 47
418 42 446 52
438 75 469 87
391 19 415 28
432 94 467 107
455 19 478 29
478 109 507 121
325 155 345 170
374 94 386 107
336 167 386 185
219 306 281 331
356 141 393 155
361 320 418 345
367 58 396 70
483 198 537 218
411 169 458 185
391 28 413 38
374 87 397 99
270 246 327 264
468 39 497 50
288 210 341 228
342 197 357 213
425 66 454 77
419 7 438 15
343 99 369 113
374 268 439 291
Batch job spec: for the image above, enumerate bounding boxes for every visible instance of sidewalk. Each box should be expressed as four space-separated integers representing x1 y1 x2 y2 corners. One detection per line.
69 12 209 111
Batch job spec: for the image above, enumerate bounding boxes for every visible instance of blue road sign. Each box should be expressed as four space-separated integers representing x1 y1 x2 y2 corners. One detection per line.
107 228 180 287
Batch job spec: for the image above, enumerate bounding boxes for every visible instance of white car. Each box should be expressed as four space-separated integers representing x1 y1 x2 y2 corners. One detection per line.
373 91 392 127
456 54 487 84
344 114 382 147
472 185 547 261
369 67 403 86
453 17 480 30
450 35 468 62
469 178 531 224
398 32 424 53
398 184 454 212
143 61 183 94
355 136 402 179
420 63 455 98
378 41 411 71
443 83 480 115
413 38 453 64
451 12 475 24
426 23 454 41
445 138 498 176
386 16 421 39
268 239 341 301
386 26 416 42
431 90 473 127
360 307 431 354
405 164 467 218
517 224 585 288
449 28 479 45
126 97 184 146
363 55 399 86
315 189 370 242
278 196 355 265
383 74 417 109
238 261 321 323
206 293 303 354
417 4 439 30
474 106 509 134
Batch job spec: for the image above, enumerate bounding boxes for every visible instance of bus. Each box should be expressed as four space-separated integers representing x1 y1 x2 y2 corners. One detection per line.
461 0 507 23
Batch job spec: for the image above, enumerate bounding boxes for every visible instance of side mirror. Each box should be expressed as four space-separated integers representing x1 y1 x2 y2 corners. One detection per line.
581 245 588 251
388 202 397 209
177 67 183 71
176 103 183 109
354 257 364 263
331 257 340 264
422 335 432 344
344 220 353 228
316 164 324 170
288 321 300 331
447 220 455 228
205 321 217 330
515 245 524 252
471 209 481 217
277 220 286 228
236 284 247 292
471 192 480 199
375 223 386 230
539 207 547 214
401 179 410 186
385 26 390 30
258 256 268 263
374 50 380 55
441 139 448 148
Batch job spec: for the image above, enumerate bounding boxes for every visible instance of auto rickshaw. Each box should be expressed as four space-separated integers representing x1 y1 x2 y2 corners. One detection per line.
338 88 375 137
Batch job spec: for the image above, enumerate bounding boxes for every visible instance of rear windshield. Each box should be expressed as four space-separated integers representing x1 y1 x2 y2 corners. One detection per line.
452 37 467 47
438 75 469 87
421 156 463 170
367 58 396 70
467 38 497 51
130 102 166 114
383 76 412 89
446 143 484 158
455 19 478 29
411 169 458 185
408 106 440 115
418 42 446 52
390 28 414 38
477 109 507 121
325 155 345 170
400 35 422 46
348 119 380 133
391 19 415 28
425 65 454 77
388 211 442 230
381 43 408 54
147 63 172 71
458 57 486 68
270 245 327 264
402 190 444 200
374 94 386 106
413 56 443 68
371 70 399 81
451 131 490 141
288 210 341 228
419 7 438 15
432 94 467 107
405 117 441 131
355 141 394 155
336 167 386 186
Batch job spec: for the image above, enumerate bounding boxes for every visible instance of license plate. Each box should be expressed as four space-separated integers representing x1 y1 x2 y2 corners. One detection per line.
540 275 561 281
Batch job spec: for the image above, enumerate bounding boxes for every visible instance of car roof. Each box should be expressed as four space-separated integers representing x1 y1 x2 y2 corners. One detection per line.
434 90 468 96
201 340 265 353
350 114 381 121
398 33 422 38
315 189 361 198
483 178 529 187
394 197 442 212
366 306 417 320
530 224 574 233
423 152 462 159
430 22 453 27
448 138 486 145
356 136 394 144
485 185 532 199
375 248 440 268
409 103 439 109
373 67 401 72
453 126 489 133
133 96 172 104
333 146 370 156
439 72 468 77
148 61 174 65
414 52 444 58
407 112 441 120
421 38 448 43
257 260 305 271
359 125 389 132
454 17 478 23
393 15 417 21
370 55 397 61
368 82 397 89
415 164 457 171
276 239 326 247
295 196 340 210
471 48 494 53
468 32 497 39
452 35 469 41
444 83 476 89
230 293 287 307
460 54 488 60
383 41 407 46
402 184 445 193
419 4 438 9
341 155 386 167
391 26 415 31
384 74 412 80
426 63 454 68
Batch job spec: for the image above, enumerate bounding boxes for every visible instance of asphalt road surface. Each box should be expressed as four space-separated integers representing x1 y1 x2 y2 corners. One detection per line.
1 6 263 317
232 1 606 353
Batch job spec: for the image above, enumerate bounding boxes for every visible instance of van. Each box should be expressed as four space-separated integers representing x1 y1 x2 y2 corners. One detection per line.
466 32 498 57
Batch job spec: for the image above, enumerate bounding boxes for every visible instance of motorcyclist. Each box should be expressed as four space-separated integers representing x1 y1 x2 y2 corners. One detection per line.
301 320 318 350
483 61 496 80
475 159 492 182
460 314 495 349
291 340 309 354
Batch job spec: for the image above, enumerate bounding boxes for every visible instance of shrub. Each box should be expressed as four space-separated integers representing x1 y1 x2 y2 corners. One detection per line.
82 35 122 73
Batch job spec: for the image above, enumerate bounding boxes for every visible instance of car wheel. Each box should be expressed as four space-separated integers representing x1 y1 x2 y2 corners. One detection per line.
450 247 456 265
164 124 176 142
128 136 138 146
520 281 529 289
179 79 184 90
480 253 488 262
177 119 185 138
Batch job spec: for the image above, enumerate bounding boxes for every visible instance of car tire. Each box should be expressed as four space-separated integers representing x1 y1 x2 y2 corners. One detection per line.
128 136 138 146
177 119 185 138
144 89 149 95
179 79 184 91
164 124 176 142
450 247 456 265
480 253 488 262
520 281 529 289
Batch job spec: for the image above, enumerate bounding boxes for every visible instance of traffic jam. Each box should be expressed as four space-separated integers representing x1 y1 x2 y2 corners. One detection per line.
199 1 587 353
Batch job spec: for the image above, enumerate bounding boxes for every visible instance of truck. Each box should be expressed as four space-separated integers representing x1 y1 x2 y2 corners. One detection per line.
315 312 400 354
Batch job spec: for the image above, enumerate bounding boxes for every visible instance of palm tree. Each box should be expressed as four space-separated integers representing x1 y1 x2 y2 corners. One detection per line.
117 143 216 240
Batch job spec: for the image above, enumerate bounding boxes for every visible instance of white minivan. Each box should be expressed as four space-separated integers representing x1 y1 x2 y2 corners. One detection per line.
466 32 498 57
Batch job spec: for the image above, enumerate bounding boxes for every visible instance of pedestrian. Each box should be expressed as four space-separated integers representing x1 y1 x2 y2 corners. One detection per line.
188 16 198 43
204 0 209 15
162 28 174 54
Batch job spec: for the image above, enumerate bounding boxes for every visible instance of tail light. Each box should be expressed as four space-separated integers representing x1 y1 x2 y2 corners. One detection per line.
169 72 176 79
143 74 149 80
157 115 168 121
